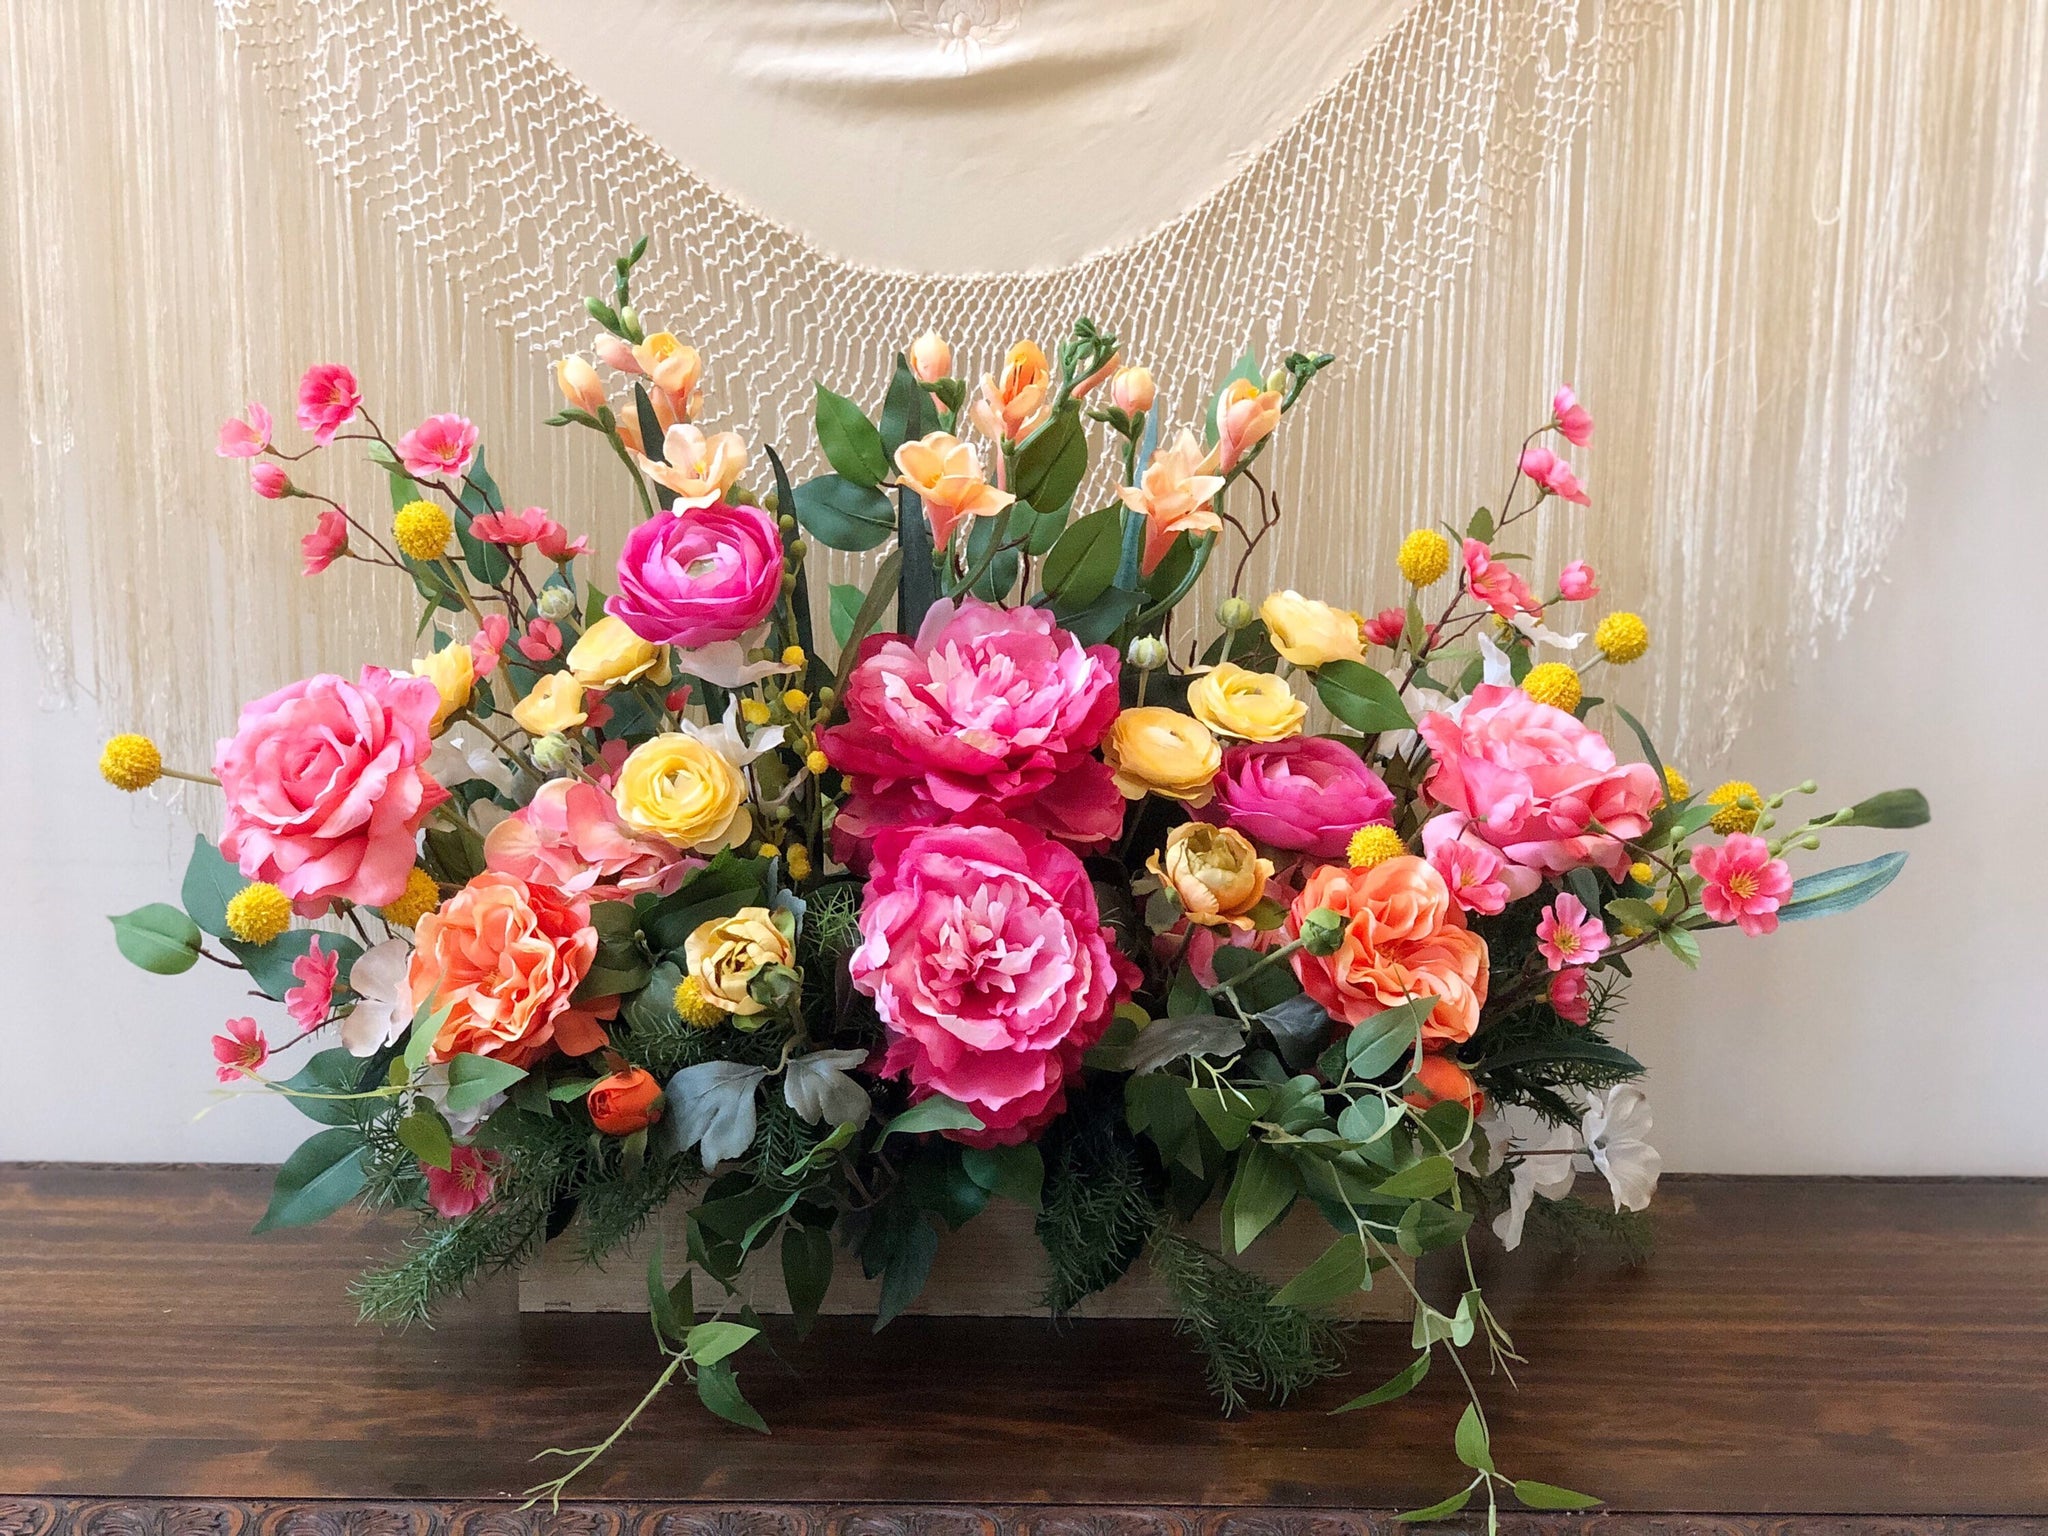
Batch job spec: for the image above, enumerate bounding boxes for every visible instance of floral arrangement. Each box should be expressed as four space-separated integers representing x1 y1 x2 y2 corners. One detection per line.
103 240 1926 1518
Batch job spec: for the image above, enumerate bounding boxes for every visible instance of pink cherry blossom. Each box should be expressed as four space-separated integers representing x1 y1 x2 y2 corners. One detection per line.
285 936 340 1030
423 1146 499 1220
536 523 588 562
471 506 560 548
1691 832 1794 936
1363 607 1406 647
1557 560 1599 602
469 614 510 676
295 364 361 445
1550 967 1592 1024
1463 539 1541 619
517 618 562 662
396 413 479 481
300 508 348 575
211 1017 269 1083
250 462 291 500
1519 445 1590 506
216 402 273 458
1552 385 1594 447
582 692 614 731
1536 891 1609 970
1422 815 1513 915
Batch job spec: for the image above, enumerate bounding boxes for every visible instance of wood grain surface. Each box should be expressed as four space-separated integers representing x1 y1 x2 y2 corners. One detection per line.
3 1166 2044 1518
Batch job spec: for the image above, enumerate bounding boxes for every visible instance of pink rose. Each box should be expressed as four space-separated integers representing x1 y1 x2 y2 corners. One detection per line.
1417 683 1661 895
851 820 1137 1146
484 778 693 901
300 508 347 575
250 462 291 500
285 935 340 1029
214 666 448 914
1691 832 1793 937
1195 736 1394 861
607 501 783 648
1463 539 1541 619
1557 560 1598 601
820 597 1123 865
1518 445 1589 505
216 402 272 458
396 413 479 480
295 364 360 446
1551 385 1594 447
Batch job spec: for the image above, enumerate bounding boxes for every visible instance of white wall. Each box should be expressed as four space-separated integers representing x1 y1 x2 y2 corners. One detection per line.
1 339 2043 1168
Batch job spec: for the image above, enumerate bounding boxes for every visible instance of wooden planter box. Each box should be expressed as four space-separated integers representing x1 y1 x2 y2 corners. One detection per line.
519 1200 1412 1322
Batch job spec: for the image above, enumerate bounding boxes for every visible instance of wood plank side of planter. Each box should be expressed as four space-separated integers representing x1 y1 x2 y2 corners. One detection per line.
519 1199 1413 1320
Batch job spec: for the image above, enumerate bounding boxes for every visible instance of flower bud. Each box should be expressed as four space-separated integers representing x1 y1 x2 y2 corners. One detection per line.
537 586 576 621
250 462 291 499
616 304 640 340
1265 367 1289 394
530 733 579 773
1126 635 1168 671
593 333 640 374
1298 906 1348 956
1110 365 1156 415
908 331 953 384
554 355 604 415
1216 596 1256 631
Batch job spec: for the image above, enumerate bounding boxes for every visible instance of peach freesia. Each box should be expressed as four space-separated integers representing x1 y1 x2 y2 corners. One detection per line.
630 423 747 508
1215 377 1282 472
593 333 640 375
908 331 953 384
970 340 1052 443
1287 855 1490 1045
555 355 604 415
1111 366 1156 414
892 431 1015 549
1118 429 1226 574
630 332 703 407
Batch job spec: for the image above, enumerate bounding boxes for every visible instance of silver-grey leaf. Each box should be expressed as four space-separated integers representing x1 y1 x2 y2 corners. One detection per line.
665 1060 768 1170
1120 1013 1246 1075
781 1048 873 1128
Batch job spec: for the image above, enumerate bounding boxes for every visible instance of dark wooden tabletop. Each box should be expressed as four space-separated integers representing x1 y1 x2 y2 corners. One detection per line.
2 1165 2045 1535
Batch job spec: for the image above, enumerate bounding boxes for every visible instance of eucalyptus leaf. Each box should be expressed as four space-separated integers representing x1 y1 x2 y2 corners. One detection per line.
179 836 243 939
1268 1232 1370 1309
877 1094 984 1144
1112 1013 1246 1075
252 1127 366 1233
782 1049 874 1128
1779 851 1910 922
109 903 202 975
792 474 895 552
665 1061 769 1169
1331 1351 1431 1413
1834 788 1930 829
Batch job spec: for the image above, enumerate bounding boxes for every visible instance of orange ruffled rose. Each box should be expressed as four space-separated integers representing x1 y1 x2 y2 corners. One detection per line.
410 870 612 1068
1287 855 1488 1046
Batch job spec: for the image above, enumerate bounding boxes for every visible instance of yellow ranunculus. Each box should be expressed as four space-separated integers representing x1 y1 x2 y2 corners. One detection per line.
412 640 475 734
1147 823 1274 930
614 731 750 852
512 671 587 736
567 614 672 689
1101 707 1222 804
1259 590 1367 668
1186 662 1307 742
684 905 795 1017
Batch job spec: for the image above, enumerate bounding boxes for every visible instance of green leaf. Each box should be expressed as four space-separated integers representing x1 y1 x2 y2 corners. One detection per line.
1314 661 1414 733
1833 788 1930 829
402 996 453 1077
1373 1155 1455 1200
792 474 896 552
960 1143 1045 1208
179 836 243 939
109 903 203 975
277 1049 378 1127
1012 407 1087 513
1779 851 1910 922
1604 897 1665 932
640 850 771 953
1395 1483 1476 1524
685 1320 759 1367
878 1095 985 1144
896 482 938 633
1660 925 1702 968
1057 586 1146 646
252 1127 367 1233
814 385 890 487
873 1214 939 1328
780 1224 834 1337
1454 1402 1495 1473
879 351 935 455
1188 1081 1269 1151
831 548 904 694
1513 1480 1603 1510
1611 703 1668 798
395 1107 454 1170
1038 504 1123 609
444 1053 527 1113
453 446 512 585
1345 995 1437 1080
1269 1232 1370 1309
829 583 865 650
647 1234 689 1348
1222 1140 1295 1254
694 1358 769 1433
1473 1036 1644 1077
1333 1353 1432 1415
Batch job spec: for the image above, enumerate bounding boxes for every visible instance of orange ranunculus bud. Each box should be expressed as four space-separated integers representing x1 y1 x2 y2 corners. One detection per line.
1406 1051 1486 1115
908 331 953 384
587 1067 664 1135
555 355 605 415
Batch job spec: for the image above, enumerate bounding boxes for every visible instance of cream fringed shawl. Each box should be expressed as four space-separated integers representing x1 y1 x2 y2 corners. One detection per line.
2 0 2044 784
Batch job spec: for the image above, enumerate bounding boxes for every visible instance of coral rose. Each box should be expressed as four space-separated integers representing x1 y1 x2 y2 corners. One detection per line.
1417 683 1662 894
214 666 447 914
1196 737 1395 861
1287 856 1489 1045
587 1068 664 1135
409 871 607 1068
607 501 783 649
850 819 1137 1147
819 597 1123 865
484 778 691 900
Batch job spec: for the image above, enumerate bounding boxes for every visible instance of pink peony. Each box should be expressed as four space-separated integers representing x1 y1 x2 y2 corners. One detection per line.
397 413 479 480
1691 832 1793 937
1363 607 1406 647
295 364 360 445
1550 967 1591 1024
211 1017 269 1083
214 666 448 914
1551 386 1594 447
469 614 509 677
300 508 348 574
820 597 1124 865
285 936 340 1029
1195 736 1395 861
1463 539 1541 619
1422 814 1512 915
607 501 783 648
1518 445 1590 505
216 402 272 458
850 819 1138 1146
516 618 562 662
1557 560 1599 602
250 462 291 500
484 778 692 901
423 1146 498 1220
1417 683 1661 895
1536 891 1609 970
471 506 560 548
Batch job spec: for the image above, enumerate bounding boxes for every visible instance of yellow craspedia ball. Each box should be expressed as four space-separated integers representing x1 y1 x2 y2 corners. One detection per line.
1663 765 1692 802
781 689 810 714
1594 610 1650 664
740 697 772 726
780 645 807 667
99 733 162 792
392 499 454 561
673 975 725 1029
224 882 292 945
379 866 441 929
785 844 813 882
805 749 830 776
1521 662 1583 713
1628 861 1655 886
1397 528 1452 587
1706 780 1763 835
756 841 781 860
1347 824 1407 869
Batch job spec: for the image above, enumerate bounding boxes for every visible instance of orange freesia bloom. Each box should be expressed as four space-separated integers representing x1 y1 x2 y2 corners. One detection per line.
1118 428 1226 574
630 422 747 507
893 431 1015 549
970 340 1052 443
630 332 703 408
1215 377 1282 471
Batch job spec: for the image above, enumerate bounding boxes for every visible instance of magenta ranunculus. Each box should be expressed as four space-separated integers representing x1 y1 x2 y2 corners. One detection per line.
607 501 783 648
1417 682 1661 896
819 597 1123 865
850 819 1138 1146
214 666 447 915
1195 736 1394 860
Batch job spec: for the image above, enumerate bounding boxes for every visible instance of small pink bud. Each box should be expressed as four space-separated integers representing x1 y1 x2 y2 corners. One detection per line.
908 331 953 384
250 462 291 499
1110 365 1156 415
594 333 641 375
1557 560 1599 602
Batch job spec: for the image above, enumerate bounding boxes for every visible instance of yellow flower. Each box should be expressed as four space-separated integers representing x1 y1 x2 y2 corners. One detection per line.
411 640 475 734
1663 765 1691 802
1101 707 1222 803
567 614 671 689
1147 823 1273 930
1594 611 1650 664
1628 861 1656 886
379 867 441 929
224 882 292 945
785 844 813 881
740 698 772 727
781 645 807 667
392 500 454 562
1347 825 1407 869
1186 662 1307 742
1521 662 1582 713
614 731 751 851
1260 590 1367 668
1398 528 1452 586
1706 780 1763 835
99 733 162 791
673 975 725 1029
805 749 830 776
781 689 810 714
756 841 781 860
512 672 588 736
685 906 796 1017
632 423 747 506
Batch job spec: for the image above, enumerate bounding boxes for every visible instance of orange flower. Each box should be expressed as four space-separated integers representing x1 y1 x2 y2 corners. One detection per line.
970 340 1052 443
409 871 609 1068
1287 856 1488 1045
1406 1051 1485 1114
892 431 1015 549
1215 377 1282 471
630 332 703 410
587 1067 664 1135
1118 429 1226 574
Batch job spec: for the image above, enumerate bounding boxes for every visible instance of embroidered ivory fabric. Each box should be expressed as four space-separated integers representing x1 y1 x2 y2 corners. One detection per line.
3 0 2045 786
